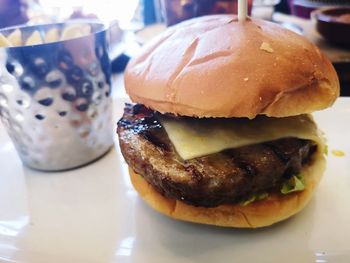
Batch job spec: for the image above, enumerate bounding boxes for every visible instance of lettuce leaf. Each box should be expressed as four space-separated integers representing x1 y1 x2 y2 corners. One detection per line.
240 173 306 206
324 145 328 156
281 174 305 194
240 192 269 206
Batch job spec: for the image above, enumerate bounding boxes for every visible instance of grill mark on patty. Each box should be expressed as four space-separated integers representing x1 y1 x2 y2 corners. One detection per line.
142 130 170 151
282 167 296 179
264 143 290 164
118 104 168 151
184 164 203 183
140 115 170 151
224 150 258 177
132 104 146 114
303 144 317 164
117 104 317 207
239 162 257 177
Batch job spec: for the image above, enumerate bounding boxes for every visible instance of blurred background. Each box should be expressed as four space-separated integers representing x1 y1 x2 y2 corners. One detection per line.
1 0 349 94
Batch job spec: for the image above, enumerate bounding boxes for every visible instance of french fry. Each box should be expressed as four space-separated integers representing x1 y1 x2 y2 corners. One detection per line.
0 33 13 47
61 24 91 41
44 27 60 43
25 31 43 46
7 28 22 46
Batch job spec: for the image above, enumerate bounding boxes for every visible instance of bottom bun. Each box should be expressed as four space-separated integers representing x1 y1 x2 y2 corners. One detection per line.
129 149 326 228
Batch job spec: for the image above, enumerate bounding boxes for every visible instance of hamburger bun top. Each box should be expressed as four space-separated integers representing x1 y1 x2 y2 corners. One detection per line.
125 15 339 119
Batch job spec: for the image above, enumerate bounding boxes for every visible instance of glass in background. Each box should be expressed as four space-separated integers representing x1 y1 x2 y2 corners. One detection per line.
29 0 140 27
159 0 253 26
252 0 281 20
0 0 28 28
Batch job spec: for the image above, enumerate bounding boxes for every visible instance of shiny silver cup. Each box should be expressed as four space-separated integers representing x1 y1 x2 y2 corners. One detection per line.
0 22 113 171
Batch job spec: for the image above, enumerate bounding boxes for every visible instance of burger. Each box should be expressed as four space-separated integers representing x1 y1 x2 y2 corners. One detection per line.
117 15 339 228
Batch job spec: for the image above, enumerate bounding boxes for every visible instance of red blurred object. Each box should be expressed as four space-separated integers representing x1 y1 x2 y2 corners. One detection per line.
313 7 350 46
160 0 253 26
288 0 314 18
288 0 350 19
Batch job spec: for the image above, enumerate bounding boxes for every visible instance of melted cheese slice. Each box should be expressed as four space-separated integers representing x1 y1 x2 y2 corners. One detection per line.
159 114 323 160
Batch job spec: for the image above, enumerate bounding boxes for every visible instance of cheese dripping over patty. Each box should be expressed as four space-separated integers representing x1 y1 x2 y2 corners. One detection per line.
159 114 323 160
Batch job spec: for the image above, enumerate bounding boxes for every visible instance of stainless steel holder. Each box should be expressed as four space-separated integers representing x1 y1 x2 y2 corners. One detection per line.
0 22 113 171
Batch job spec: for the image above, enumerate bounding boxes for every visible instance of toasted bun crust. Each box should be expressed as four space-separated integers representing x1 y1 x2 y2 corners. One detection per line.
129 148 325 228
125 15 339 118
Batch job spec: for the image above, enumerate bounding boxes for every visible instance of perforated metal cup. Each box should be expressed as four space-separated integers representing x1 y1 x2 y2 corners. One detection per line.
0 22 113 171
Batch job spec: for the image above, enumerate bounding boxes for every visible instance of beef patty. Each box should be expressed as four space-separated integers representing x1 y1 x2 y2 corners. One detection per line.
117 104 317 207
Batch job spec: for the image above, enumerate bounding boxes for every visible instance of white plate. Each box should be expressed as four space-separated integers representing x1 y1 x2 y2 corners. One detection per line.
0 93 350 263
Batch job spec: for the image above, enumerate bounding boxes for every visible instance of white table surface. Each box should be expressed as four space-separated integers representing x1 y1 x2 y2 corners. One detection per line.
0 79 350 262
